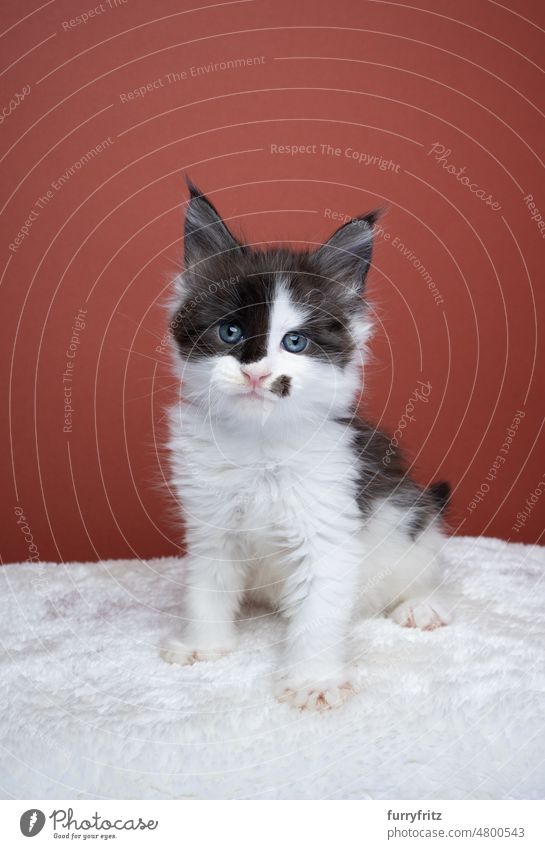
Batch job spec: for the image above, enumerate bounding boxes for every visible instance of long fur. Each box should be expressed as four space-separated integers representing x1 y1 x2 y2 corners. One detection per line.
162 181 451 711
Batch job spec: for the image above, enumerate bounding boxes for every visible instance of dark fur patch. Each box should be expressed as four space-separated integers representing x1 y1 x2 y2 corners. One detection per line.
428 480 451 511
270 374 291 397
172 271 275 362
338 417 448 538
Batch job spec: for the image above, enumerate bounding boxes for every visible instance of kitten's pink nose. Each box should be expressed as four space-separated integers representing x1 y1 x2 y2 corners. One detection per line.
241 364 272 390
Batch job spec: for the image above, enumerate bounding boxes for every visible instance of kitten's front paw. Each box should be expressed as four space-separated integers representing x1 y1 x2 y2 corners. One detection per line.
390 598 451 631
274 675 357 711
161 638 233 666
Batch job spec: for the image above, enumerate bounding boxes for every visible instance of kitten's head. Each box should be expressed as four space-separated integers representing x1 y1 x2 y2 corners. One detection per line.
170 181 377 430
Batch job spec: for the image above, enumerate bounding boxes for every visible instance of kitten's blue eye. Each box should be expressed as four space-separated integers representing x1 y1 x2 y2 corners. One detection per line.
218 321 243 344
282 332 308 353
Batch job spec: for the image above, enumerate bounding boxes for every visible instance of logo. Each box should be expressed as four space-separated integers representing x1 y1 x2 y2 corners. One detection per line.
20 810 46 837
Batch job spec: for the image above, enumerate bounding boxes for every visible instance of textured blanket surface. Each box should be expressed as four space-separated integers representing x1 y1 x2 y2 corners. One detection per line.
1 536 544 800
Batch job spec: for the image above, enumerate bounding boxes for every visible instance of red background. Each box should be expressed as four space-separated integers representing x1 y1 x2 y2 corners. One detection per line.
2 0 544 564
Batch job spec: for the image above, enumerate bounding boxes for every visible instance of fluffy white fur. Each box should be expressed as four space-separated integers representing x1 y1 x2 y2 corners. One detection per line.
163 279 450 710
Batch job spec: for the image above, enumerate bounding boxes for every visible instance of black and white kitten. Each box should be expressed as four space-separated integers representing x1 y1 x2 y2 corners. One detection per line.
162 181 451 711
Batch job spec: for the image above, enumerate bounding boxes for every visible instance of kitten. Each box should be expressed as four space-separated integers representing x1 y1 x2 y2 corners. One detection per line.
162 180 451 711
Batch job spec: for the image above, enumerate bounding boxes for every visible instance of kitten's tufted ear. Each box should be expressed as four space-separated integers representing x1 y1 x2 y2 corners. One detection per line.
184 179 244 269
313 211 380 292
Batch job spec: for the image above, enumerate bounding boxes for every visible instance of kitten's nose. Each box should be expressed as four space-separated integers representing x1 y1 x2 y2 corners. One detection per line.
241 364 272 390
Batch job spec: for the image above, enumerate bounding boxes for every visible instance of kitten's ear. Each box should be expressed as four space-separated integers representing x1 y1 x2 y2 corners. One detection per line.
313 211 379 292
184 179 244 269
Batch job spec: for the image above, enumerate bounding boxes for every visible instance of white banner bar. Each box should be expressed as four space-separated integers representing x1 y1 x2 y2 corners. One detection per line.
2 800 544 848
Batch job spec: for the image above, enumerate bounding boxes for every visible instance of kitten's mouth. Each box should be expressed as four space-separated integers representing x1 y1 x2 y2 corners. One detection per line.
238 387 274 401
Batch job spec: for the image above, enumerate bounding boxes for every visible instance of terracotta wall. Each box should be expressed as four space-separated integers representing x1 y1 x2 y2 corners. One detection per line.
2 0 544 563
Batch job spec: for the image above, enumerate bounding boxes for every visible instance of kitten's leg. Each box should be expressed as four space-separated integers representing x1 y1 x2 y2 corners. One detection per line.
274 535 361 711
161 543 245 666
360 506 451 630
387 523 452 631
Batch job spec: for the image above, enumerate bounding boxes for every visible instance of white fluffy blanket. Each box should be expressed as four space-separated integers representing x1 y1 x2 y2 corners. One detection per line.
1 536 544 800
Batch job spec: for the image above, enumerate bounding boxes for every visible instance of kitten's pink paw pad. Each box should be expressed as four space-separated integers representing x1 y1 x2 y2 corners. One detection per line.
161 639 232 666
390 599 451 631
275 679 356 711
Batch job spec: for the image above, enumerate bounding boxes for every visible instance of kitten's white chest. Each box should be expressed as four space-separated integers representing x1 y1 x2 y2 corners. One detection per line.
170 409 361 561
172 418 296 513
212 447 299 528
